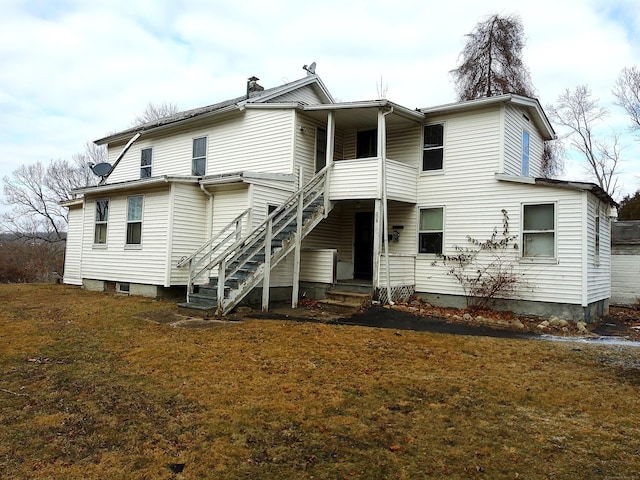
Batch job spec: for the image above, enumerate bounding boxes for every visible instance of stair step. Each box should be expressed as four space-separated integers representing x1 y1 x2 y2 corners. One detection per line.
324 289 371 305
184 293 218 307
177 302 217 319
332 282 374 295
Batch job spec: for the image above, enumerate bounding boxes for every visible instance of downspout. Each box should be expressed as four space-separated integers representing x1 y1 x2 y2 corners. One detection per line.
99 132 142 185
382 106 394 305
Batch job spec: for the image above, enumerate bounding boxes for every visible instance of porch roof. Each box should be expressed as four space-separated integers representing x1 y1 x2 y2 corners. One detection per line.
301 100 424 128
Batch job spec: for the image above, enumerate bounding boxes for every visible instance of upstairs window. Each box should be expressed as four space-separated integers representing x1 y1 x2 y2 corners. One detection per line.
140 148 152 178
522 130 530 176
192 137 207 176
419 207 444 254
94 199 109 244
522 203 555 258
423 124 444 171
126 195 144 245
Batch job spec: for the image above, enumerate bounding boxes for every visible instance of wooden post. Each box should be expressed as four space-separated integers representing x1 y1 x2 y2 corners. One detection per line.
262 218 272 312
216 258 226 316
292 167 304 308
324 111 335 217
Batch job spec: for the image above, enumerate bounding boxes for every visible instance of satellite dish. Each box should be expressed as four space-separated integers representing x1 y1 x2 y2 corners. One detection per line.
303 62 316 75
90 162 112 177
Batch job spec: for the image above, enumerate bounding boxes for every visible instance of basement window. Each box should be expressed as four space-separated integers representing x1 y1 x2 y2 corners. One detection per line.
117 282 130 294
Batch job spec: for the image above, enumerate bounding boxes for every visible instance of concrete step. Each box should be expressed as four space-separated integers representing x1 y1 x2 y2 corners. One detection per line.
318 289 372 313
332 282 374 295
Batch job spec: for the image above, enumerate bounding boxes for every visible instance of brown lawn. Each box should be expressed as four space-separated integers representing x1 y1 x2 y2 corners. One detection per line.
1 284 639 479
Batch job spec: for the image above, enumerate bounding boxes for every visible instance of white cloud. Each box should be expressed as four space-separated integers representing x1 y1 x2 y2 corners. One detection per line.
0 0 639 202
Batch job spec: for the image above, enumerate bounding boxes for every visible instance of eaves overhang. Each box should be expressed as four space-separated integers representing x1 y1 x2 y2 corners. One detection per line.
302 99 424 123
421 94 556 140
72 176 199 195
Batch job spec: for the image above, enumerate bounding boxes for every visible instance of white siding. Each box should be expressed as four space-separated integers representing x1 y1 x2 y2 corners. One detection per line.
330 159 379 199
63 203 84 285
300 249 337 283
269 85 324 104
386 124 421 168
250 182 296 230
586 195 611 303
611 253 640 305
378 255 416 286
80 188 170 285
210 109 294 175
503 104 544 177
169 183 208 285
211 186 249 248
415 173 588 305
105 109 296 184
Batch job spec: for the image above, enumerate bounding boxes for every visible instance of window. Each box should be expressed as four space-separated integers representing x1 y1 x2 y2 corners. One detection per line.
595 212 600 263
522 130 530 176
94 199 109 244
192 137 207 176
522 203 555 258
315 127 327 172
356 129 377 158
419 207 443 254
140 148 152 178
423 124 444 171
126 195 144 245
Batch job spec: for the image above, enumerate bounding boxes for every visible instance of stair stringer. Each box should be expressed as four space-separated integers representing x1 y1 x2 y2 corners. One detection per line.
218 203 331 315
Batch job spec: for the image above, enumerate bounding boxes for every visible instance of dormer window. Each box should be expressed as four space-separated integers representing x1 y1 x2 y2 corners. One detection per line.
140 148 152 178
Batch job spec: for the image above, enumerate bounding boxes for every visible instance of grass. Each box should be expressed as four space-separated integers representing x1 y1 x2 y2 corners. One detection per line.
1 284 640 479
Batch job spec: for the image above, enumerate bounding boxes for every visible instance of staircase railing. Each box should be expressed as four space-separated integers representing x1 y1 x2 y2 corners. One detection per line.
180 164 332 314
177 208 251 302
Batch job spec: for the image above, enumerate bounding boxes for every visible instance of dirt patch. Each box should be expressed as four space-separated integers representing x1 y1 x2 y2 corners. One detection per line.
144 311 236 328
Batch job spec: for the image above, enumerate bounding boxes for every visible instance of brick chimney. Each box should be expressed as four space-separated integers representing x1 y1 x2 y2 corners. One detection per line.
247 76 264 97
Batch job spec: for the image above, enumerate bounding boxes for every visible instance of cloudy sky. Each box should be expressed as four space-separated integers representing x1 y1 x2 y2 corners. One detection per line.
1 0 639 201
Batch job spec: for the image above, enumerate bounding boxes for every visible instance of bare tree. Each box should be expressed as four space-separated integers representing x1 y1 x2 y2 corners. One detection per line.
132 101 179 126
1 143 102 243
613 65 640 135
547 85 621 197
451 13 534 101
542 139 565 178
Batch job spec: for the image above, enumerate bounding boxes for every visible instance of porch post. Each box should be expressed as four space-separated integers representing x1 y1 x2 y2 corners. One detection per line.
324 111 335 217
372 199 382 290
292 166 304 308
262 218 272 311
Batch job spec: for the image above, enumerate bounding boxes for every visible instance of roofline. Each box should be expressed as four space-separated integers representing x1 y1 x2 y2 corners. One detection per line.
239 74 335 105
95 75 334 146
72 176 199 195
94 104 240 145
303 100 425 122
421 94 556 140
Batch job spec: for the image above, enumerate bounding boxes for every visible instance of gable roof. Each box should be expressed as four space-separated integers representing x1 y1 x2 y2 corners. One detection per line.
95 74 334 145
420 94 556 141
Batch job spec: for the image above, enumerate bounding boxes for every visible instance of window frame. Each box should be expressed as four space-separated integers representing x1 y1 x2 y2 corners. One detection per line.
422 123 445 173
594 209 600 266
126 195 144 247
418 206 444 255
140 147 152 179
521 202 556 261
93 198 109 246
192 136 207 176
522 130 530 176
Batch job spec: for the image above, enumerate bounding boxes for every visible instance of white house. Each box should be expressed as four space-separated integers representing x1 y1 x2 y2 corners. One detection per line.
63 72 616 321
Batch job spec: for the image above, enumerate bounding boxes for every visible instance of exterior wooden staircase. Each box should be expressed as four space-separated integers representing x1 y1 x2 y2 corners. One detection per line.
177 166 331 316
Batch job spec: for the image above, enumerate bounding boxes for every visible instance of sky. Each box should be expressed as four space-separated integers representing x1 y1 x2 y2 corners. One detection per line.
1 0 640 203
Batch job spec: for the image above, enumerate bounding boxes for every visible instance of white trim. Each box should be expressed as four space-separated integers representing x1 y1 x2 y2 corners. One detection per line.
581 192 589 306
520 201 558 263
495 173 536 184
